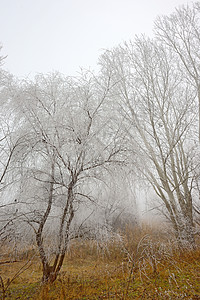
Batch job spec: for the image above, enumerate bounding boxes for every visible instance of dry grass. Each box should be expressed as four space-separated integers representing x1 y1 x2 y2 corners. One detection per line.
0 224 200 299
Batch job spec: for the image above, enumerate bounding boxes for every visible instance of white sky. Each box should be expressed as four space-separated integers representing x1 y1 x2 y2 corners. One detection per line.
0 0 194 78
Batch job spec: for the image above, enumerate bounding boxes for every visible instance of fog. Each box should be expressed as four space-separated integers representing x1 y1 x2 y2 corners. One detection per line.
0 0 194 78
0 1 200 288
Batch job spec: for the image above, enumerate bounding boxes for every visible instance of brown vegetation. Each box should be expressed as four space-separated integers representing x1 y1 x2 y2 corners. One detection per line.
0 223 200 299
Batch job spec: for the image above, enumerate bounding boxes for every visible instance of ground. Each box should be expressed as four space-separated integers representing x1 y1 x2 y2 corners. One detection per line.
0 226 200 299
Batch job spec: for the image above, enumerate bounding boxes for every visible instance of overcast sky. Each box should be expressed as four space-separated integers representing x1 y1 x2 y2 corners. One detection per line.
0 0 194 78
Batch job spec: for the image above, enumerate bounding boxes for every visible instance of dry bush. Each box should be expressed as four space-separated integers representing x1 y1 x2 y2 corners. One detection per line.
0 220 200 299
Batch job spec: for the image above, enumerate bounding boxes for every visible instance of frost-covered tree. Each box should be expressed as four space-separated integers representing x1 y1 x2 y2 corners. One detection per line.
155 2 200 141
0 50 27 245
15 71 128 282
99 36 198 248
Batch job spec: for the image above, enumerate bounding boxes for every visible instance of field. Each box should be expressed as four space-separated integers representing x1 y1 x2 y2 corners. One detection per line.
0 224 200 299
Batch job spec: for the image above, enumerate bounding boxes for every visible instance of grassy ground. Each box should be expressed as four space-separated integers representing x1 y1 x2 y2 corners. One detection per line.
0 226 200 299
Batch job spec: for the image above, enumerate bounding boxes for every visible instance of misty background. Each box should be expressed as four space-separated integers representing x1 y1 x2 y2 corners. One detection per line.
0 0 194 77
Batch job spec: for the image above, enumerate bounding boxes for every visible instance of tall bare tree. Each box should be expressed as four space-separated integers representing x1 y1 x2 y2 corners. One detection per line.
0 54 28 243
99 36 198 247
154 2 200 141
16 72 127 282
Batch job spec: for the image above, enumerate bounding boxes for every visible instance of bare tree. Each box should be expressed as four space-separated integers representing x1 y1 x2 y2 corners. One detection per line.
99 36 198 248
0 56 28 245
154 2 200 141
16 72 127 282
